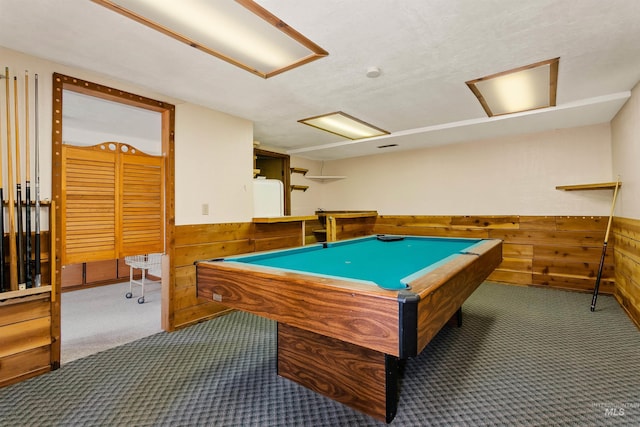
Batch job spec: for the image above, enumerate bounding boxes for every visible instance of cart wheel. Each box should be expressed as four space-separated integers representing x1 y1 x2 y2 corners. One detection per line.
125 292 133 299
138 296 145 304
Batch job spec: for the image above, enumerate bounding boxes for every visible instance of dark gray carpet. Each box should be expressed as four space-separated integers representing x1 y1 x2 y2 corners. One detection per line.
1 282 639 426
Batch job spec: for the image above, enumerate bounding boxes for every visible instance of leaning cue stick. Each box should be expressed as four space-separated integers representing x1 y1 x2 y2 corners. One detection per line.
24 71 32 288
14 76 25 288
34 74 41 287
5 68 17 290
0 73 5 292
590 176 621 312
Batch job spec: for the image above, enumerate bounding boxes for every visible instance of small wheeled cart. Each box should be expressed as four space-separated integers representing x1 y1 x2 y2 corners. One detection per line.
124 253 162 304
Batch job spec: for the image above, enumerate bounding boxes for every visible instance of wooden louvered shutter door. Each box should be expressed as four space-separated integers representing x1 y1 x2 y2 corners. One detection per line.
119 147 164 257
61 144 118 265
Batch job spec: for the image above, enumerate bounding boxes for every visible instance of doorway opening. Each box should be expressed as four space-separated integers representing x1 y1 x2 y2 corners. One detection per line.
51 73 175 366
254 148 290 215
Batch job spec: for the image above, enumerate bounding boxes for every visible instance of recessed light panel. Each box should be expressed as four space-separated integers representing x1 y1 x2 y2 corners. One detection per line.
299 112 389 140
466 58 559 116
92 0 328 78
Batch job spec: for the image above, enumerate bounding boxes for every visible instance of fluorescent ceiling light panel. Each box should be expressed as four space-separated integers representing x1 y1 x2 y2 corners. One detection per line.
92 0 328 78
299 112 390 140
466 58 559 116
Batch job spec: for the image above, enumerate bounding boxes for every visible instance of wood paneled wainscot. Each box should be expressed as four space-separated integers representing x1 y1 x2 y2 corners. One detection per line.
61 258 148 290
172 220 310 329
0 288 53 387
0 225 53 387
316 210 377 242
173 223 252 329
613 217 640 328
252 216 317 249
374 215 614 294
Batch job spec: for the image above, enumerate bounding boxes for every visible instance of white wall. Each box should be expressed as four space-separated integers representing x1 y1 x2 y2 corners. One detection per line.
63 126 161 155
612 82 640 219
3 44 625 224
175 103 253 224
63 90 162 155
0 47 55 213
311 124 614 216
0 45 255 227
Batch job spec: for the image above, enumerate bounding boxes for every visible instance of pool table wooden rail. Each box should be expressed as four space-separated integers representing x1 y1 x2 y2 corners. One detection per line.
195 236 502 423
196 238 502 358
197 262 402 356
410 238 503 353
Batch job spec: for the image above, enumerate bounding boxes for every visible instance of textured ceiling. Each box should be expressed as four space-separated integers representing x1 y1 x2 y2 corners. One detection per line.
1 0 639 160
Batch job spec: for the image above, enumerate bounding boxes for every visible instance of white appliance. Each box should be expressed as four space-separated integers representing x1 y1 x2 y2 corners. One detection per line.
252 178 284 217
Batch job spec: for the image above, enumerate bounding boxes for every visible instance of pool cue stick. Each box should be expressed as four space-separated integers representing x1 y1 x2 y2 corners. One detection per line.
590 176 621 312
5 67 18 290
14 76 26 288
24 71 32 288
0 74 5 292
34 74 41 287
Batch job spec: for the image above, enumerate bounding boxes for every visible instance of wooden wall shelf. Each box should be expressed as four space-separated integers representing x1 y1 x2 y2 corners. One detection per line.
253 215 317 223
556 182 622 191
290 167 308 175
0 285 52 303
1 200 53 206
290 185 309 192
305 176 346 182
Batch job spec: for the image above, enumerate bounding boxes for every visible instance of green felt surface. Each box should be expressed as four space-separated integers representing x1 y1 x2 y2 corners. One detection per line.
229 235 484 290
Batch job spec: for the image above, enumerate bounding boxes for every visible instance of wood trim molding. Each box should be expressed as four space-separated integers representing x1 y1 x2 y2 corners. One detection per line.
51 73 176 364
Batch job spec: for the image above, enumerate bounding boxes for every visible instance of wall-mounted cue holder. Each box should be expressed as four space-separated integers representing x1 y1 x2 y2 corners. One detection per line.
0 200 52 293
1 68 49 293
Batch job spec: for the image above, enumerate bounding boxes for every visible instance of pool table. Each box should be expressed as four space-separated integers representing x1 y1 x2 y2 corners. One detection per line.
196 235 502 422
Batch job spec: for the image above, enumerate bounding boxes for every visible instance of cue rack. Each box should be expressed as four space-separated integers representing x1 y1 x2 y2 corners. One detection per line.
0 66 47 293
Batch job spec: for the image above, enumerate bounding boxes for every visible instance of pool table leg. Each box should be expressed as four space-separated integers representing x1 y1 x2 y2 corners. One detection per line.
447 307 463 328
277 323 399 423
